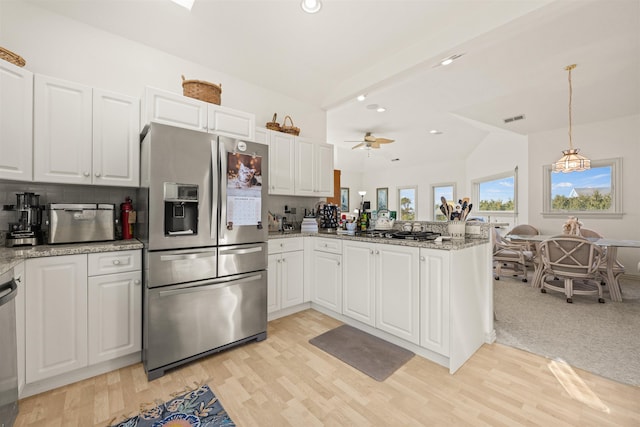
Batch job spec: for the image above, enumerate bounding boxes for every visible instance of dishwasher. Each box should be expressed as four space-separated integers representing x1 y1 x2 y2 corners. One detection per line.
0 269 18 427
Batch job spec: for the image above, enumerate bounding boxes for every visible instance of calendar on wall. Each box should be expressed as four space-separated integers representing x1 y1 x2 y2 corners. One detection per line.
225 152 263 226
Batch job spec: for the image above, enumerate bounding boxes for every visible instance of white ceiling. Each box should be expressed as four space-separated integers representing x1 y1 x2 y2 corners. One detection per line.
27 0 640 172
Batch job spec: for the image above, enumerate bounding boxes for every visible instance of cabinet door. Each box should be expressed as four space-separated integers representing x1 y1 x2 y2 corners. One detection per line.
254 127 269 145
143 86 207 132
294 138 315 196
25 255 88 383
34 75 93 184
420 249 450 356
93 89 140 187
267 253 281 313
315 143 334 196
342 241 375 326
207 105 255 140
14 262 25 395
281 250 304 309
311 251 342 313
0 62 33 181
376 245 420 344
88 271 141 364
268 132 295 195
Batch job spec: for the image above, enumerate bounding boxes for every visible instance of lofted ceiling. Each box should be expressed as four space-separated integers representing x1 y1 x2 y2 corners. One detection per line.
25 0 640 172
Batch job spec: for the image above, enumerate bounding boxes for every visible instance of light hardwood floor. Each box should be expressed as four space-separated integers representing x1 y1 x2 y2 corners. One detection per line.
14 309 640 426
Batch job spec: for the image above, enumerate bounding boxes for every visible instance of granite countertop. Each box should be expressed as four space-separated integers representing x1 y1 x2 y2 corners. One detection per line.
0 239 144 276
268 231 489 250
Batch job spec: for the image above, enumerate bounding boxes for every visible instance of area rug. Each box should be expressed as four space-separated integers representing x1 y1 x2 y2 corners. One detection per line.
309 324 414 381
110 384 235 427
494 277 640 386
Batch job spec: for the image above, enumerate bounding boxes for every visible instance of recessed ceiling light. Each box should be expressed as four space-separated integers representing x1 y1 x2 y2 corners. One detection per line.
376 107 386 113
436 53 465 67
301 0 322 14
356 94 367 102
170 0 194 10
429 129 443 134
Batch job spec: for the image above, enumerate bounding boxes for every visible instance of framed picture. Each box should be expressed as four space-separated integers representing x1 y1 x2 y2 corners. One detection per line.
340 188 349 212
377 187 388 211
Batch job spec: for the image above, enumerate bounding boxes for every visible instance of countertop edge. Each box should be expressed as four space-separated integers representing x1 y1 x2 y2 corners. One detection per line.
0 240 144 276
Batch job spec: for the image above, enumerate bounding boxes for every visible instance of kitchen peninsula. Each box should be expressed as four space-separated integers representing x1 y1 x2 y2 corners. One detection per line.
269 225 494 374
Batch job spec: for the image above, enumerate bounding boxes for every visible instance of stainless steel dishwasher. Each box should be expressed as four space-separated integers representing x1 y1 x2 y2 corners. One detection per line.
0 269 18 427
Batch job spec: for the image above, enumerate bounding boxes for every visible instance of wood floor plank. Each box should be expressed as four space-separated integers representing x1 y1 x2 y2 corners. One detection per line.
14 309 640 426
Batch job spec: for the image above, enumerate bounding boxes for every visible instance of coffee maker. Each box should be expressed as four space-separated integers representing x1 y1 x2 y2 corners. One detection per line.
6 192 45 247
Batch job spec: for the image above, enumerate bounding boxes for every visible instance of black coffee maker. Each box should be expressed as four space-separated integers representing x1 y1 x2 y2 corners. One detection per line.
6 192 45 247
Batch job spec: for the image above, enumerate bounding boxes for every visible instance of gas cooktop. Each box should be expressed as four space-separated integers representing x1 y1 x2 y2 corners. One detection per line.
363 230 441 241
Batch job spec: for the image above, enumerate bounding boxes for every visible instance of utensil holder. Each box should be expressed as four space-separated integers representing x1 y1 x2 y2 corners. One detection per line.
448 221 466 239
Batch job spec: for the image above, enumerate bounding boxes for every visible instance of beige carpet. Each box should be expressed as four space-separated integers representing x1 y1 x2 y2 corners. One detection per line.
309 324 414 381
494 276 640 386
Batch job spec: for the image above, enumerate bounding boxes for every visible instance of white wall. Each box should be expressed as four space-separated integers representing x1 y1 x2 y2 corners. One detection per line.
465 130 529 227
528 114 640 276
0 1 326 141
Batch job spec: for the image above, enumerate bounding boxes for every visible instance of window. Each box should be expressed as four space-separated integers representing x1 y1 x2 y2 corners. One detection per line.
473 168 518 214
543 158 622 218
432 183 455 221
398 186 417 220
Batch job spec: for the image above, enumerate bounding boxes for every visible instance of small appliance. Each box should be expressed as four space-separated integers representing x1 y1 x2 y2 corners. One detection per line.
47 203 116 244
5 192 44 247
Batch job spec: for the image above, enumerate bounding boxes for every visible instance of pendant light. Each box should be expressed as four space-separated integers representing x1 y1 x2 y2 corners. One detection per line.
552 64 591 173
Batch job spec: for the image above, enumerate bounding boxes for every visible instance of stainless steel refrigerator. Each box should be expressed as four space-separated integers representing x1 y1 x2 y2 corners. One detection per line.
139 122 268 380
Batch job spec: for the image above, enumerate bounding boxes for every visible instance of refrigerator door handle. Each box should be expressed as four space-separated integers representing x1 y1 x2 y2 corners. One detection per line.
159 251 216 261
158 273 263 297
218 246 263 255
211 138 218 241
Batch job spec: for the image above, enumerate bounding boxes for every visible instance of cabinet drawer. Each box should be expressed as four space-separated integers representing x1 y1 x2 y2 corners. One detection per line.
313 237 342 254
268 237 304 254
88 250 141 276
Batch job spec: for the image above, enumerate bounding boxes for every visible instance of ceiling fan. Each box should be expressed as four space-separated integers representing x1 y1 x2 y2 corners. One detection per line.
348 132 394 150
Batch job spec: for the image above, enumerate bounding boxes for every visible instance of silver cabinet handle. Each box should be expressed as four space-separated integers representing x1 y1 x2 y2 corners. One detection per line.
83 172 90 177
95 172 101 177
375 250 380 254
420 256 425 261
112 259 121 265
337 261 341 266
369 249 374 254
134 279 141 285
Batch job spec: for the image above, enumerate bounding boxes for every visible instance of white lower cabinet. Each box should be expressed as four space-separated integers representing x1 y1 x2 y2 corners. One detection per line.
419 248 450 356
342 241 419 344
375 244 420 344
24 250 141 384
25 255 88 383
88 270 142 364
311 238 342 313
268 238 304 313
342 241 375 326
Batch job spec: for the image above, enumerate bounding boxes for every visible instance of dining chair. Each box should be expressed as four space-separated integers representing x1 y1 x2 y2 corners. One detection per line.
491 227 534 282
506 224 540 237
538 235 605 303
579 228 626 287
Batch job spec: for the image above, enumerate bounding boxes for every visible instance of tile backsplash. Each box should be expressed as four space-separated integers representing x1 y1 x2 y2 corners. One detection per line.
0 180 137 233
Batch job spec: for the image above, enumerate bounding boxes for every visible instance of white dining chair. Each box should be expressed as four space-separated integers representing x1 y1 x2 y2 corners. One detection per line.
538 235 605 303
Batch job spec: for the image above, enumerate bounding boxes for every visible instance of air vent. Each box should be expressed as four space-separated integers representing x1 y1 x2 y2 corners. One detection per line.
504 114 526 124
391 158 400 162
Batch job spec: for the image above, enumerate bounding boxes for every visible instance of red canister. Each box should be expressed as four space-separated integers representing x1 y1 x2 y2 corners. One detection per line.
120 196 134 239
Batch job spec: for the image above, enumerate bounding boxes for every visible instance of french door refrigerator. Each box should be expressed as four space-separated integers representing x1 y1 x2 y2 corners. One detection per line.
139 122 268 380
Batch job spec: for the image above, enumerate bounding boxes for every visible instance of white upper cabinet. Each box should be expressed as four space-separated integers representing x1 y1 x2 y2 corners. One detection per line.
34 75 93 185
93 89 140 187
0 61 33 181
295 137 334 197
143 86 255 140
268 131 296 195
33 75 140 187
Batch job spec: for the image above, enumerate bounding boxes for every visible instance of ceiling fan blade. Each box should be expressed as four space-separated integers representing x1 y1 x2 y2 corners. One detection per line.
351 142 366 150
371 141 381 149
364 134 377 142
375 138 394 144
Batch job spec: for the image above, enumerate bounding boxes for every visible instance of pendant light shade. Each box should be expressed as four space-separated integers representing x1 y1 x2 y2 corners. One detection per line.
553 64 591 173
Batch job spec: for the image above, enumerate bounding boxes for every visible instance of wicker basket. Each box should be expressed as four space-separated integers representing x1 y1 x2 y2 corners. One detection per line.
181 75 222 105
0 46 26 67
265 113 280 131
280 115 300 136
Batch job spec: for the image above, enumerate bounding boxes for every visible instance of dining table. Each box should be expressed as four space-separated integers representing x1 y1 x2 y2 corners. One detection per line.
506 234 640 302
